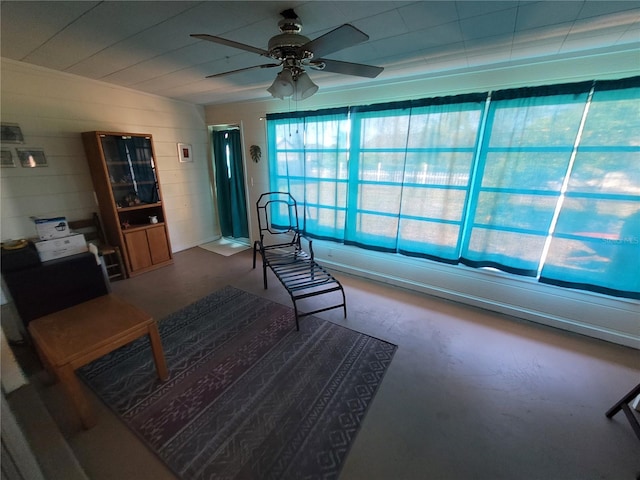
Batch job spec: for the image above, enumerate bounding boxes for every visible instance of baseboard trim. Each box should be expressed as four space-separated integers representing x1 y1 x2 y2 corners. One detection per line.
314 246 640 350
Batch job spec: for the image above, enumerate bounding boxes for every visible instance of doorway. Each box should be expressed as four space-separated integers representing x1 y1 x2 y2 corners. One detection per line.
211 126 249 244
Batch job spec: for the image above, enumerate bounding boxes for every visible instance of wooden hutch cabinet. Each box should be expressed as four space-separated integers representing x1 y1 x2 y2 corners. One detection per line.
81 131 172 277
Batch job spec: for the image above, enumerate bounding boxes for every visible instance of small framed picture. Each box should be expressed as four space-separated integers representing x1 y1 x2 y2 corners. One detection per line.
1 149 15 167
178 143 193 163
1 123 24 144
17 148 47 168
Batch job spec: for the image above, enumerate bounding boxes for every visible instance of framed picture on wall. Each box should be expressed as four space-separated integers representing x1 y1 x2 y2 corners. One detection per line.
17 148 47 168
178 143 193 163
0 123 24 144
1 149 16 167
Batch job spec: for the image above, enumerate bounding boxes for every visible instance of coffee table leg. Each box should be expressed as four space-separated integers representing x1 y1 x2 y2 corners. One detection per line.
147 323 168 381
56 364 96 429
31 339 57 382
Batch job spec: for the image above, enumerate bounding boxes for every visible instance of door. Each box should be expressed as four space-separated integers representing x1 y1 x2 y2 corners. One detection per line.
124 226 171 272
124 229 152 271
212 128 249 239
147 225 171 264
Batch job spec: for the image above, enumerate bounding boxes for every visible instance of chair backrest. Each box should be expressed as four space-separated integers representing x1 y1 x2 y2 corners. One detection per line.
256 192 300 247
68 213 108 246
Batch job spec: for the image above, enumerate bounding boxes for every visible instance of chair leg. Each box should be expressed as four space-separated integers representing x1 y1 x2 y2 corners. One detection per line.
254 242 269 289
606 383 640 442
293 301 300 331
252 241 259 269
102 247 126 281
263 262 268 289
341 288 347 318
114 247 126 279
606 384 640 417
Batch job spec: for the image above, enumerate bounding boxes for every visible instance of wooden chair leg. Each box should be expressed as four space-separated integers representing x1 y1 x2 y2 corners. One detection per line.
113 246 126 279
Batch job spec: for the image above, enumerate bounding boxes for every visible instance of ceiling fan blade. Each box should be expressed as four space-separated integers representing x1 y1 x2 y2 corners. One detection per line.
191 34 270 57
312 58 384 78
205 63 281 79
300 24 369 59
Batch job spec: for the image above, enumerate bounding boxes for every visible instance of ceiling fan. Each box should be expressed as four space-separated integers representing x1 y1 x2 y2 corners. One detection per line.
191 8 384 100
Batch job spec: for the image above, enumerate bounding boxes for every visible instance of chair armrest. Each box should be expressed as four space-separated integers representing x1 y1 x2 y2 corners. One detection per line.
299 234 314 260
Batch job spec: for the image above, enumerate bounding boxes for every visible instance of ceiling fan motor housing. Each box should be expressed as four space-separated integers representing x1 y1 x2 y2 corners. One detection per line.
268 15 312 61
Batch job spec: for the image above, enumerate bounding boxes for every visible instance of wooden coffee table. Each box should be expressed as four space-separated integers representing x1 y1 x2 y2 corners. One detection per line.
28 294 169 429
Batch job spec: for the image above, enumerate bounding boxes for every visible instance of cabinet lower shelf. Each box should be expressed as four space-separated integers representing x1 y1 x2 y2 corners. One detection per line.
122 222 166 233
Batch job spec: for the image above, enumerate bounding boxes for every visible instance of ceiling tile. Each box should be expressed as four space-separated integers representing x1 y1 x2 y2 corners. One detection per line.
510 40 562 60
351 9 409 42
515 1 583 31
510 28 567 60
333 1 413 23
561 24 636 53
512 21 573 45
459 7 518 41
0 1 99 60
463 33 513 59
397 2 459 31
409 21 464 49
617 22 640 44
568 10 640 36
578 1 640 19
367 33 424 60
455 1 520 20
22 1 199 70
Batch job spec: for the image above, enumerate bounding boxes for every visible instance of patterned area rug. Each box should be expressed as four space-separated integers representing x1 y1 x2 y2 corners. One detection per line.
80 286 397 480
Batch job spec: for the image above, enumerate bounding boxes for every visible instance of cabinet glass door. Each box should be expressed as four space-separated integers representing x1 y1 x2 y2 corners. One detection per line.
100 135 160 208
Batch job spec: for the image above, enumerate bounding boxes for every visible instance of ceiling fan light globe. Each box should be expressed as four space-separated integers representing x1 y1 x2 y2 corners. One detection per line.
267 69 295 99
267 84 284 99
293 72 318 100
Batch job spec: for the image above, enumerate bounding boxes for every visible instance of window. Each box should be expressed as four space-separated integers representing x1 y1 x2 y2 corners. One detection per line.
348 96 485 261
461 84 591 276
267 76 640 299
268 109 349 240
540 79 640 297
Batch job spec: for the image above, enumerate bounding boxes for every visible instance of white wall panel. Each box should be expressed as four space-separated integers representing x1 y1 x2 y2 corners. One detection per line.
0 58 217 252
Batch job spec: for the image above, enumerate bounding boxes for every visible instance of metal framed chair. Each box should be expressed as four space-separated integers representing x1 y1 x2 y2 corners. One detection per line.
252 192 346 330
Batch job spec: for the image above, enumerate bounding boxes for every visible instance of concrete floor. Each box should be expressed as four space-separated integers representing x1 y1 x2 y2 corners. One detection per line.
6 246 640 479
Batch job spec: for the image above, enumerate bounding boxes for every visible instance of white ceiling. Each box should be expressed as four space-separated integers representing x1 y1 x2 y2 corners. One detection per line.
1 1 639 106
